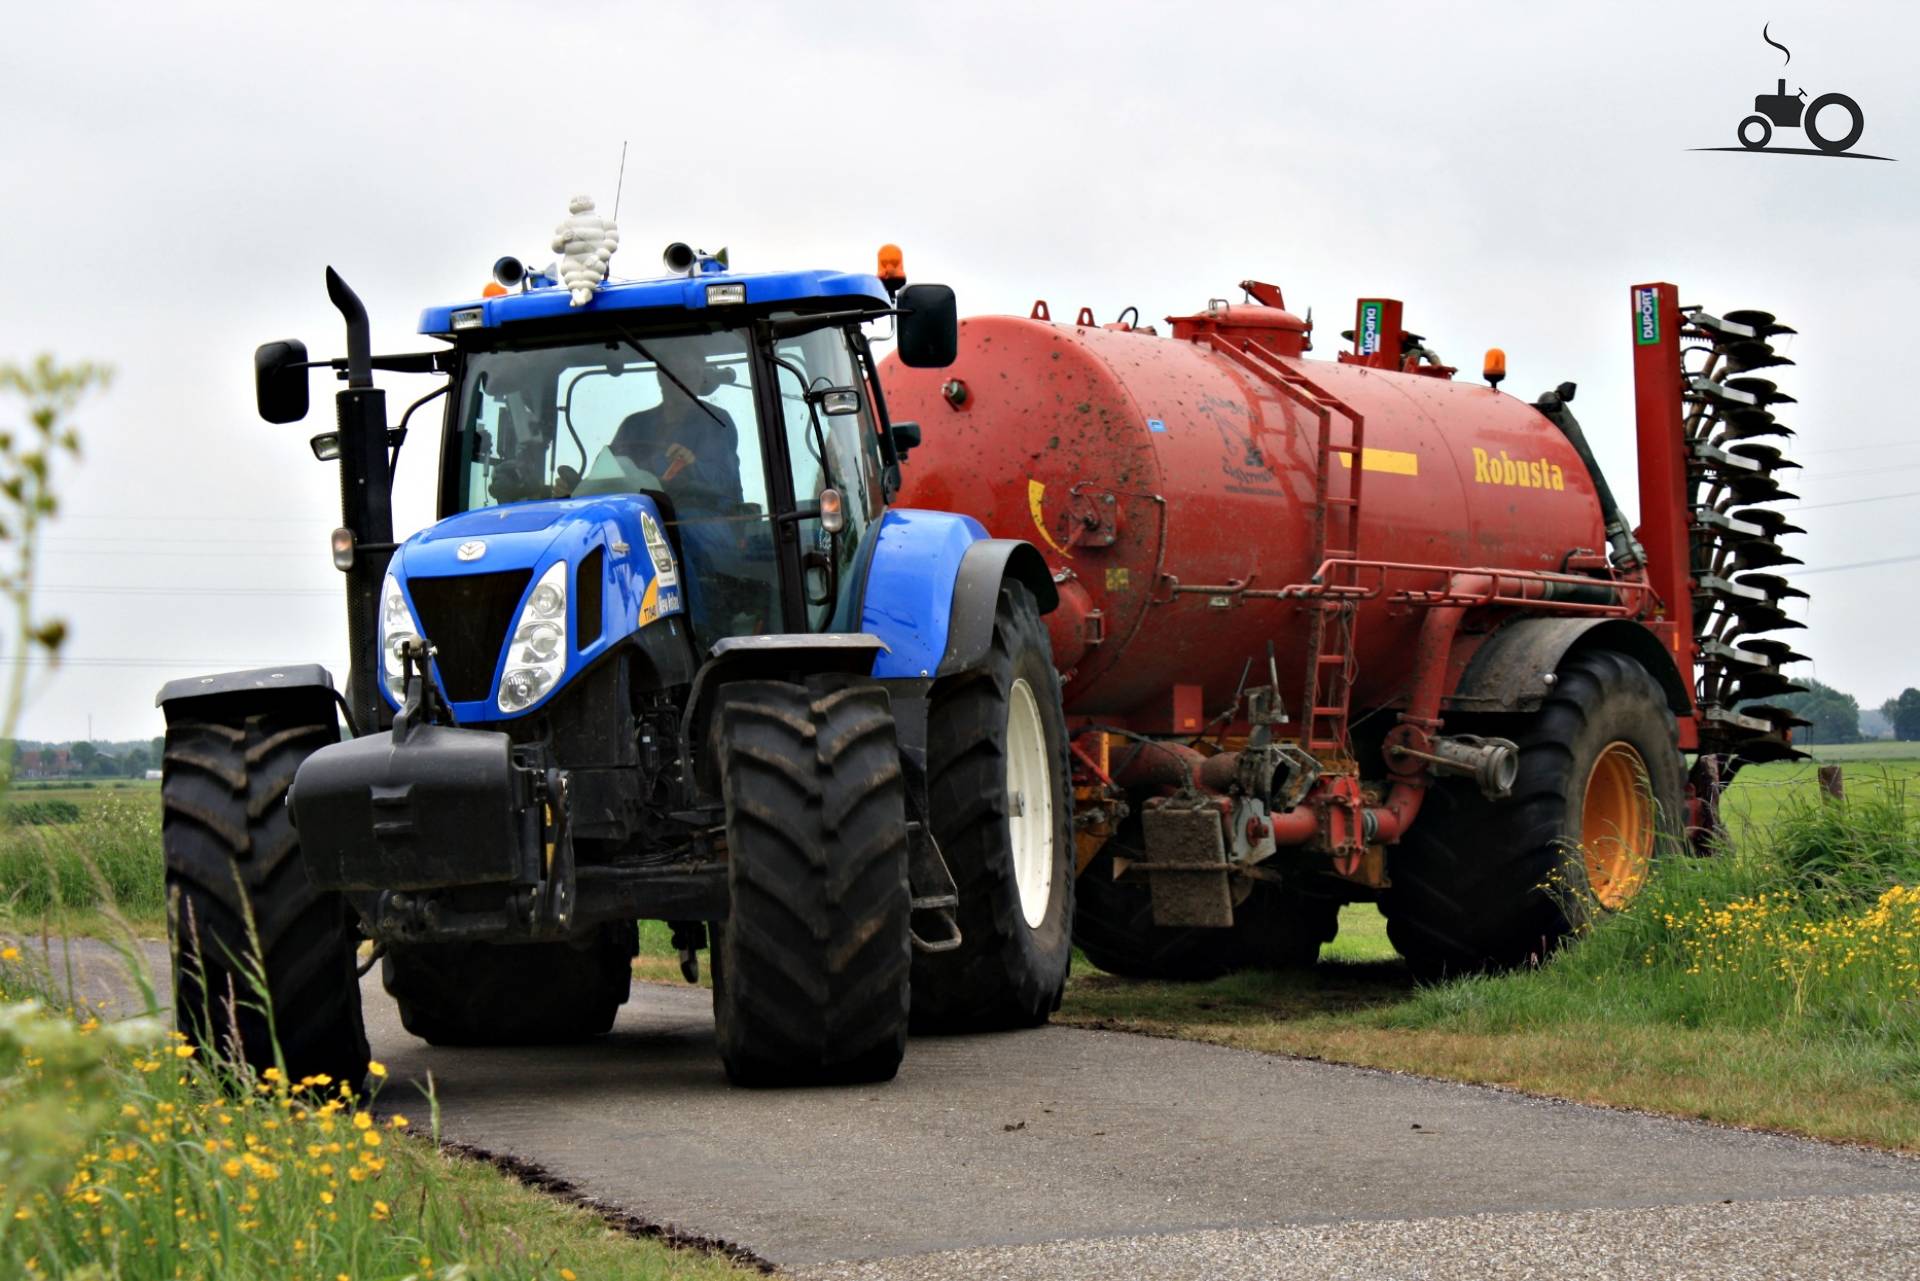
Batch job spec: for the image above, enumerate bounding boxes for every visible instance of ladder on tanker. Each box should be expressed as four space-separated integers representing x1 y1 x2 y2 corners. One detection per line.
1206 338 1367 756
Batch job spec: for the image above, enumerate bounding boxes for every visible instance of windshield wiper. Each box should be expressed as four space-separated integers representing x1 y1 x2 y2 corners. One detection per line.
607 322 731 436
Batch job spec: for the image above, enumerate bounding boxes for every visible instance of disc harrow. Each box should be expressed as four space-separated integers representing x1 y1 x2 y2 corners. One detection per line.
1680 307 1810 767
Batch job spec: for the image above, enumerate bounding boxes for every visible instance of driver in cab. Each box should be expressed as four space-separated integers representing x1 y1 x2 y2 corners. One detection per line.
610 348 742 510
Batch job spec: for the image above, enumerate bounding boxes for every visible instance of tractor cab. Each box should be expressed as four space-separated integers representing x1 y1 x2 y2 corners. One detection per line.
396 261 953 721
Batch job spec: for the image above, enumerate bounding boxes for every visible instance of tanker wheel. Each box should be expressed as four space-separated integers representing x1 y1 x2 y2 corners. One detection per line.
1805 93 1864 153
1737 114 1772 150
381 924 638 1046
164 693 369 1086
912 581 1075 1031
1074 816 1337 978
1233 879 1344 970
1382 648 1683 980
710 677 911 1087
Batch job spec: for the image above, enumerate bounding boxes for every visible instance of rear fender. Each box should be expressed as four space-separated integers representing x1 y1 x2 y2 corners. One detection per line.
1448 618 1692 716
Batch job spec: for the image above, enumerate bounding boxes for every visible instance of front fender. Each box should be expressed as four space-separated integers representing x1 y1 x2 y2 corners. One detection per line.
859 510 1056 679
156 663 340 723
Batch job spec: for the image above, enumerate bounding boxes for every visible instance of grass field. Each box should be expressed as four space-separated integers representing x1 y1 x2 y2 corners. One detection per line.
0 782 164 934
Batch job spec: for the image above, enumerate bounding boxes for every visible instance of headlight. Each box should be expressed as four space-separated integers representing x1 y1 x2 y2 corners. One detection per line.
499 561 568 714
379 567 419 704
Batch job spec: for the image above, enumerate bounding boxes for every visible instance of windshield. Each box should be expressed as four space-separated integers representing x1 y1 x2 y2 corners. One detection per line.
447 332 783 645
448 333 765 513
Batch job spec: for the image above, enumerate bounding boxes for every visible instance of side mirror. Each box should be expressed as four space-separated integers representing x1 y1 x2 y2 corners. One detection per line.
807 386 864 417
890 421 921 459
255 340 311 424
896 284 957 368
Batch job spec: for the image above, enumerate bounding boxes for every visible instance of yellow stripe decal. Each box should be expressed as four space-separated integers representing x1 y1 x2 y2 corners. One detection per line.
1027 479 1072 558
1336 447 1420 476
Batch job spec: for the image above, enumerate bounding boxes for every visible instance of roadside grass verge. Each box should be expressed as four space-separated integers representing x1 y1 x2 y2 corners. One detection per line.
0 942 753 1281
1062 765 1920 1150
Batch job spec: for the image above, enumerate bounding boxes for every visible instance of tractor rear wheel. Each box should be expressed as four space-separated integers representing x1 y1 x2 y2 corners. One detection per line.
1805 93 1864 154
164 695 369 1086
381 924 637 1046
912 582 1075 1031
710 678 911 1086
1382 648 1683 979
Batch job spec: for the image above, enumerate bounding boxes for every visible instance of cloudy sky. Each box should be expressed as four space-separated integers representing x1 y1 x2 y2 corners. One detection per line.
1 0 1914 741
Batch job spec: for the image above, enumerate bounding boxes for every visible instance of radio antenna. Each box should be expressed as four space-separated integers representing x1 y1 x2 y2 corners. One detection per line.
612 140 629 220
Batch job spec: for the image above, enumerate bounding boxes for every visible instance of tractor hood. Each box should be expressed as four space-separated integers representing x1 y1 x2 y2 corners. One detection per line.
383 494 685 722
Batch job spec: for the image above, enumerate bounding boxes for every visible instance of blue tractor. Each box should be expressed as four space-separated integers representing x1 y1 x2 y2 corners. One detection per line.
158 242 1072 1087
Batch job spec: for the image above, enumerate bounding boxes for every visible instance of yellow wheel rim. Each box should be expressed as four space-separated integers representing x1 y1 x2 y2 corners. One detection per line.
1580 741 1654 910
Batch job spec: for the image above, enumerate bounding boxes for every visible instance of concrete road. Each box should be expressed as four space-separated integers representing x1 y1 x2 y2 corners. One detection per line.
30 937 1920 1278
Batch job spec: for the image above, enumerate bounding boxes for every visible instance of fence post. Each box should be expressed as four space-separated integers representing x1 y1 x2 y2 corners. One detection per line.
1818 764 1846 802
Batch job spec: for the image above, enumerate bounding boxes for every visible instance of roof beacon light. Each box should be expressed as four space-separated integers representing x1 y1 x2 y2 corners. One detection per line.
1483 347 1507 390
877 243 906 300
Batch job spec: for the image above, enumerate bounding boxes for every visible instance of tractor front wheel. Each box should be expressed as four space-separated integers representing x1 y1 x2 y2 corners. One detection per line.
1738 114 1773 150
710 678 912 1086
381 924 638 1046
165 695 369 1086
912 582 1075 1031
1382 648 1684 979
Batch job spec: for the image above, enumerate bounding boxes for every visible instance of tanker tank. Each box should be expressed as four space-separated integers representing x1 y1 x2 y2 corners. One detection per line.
882 291 1609 731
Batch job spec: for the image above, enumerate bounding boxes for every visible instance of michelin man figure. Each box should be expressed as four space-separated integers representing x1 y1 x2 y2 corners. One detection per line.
553 195 620 307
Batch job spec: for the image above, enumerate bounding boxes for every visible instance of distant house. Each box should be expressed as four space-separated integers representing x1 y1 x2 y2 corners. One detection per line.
143 769 162 781
18 749 71 779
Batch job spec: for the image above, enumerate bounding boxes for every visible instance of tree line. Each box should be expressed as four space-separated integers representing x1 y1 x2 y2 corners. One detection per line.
1768 681 1920 745
1 736 164 778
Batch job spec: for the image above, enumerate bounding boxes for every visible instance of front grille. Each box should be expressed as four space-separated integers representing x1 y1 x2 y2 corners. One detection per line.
407 569 532 703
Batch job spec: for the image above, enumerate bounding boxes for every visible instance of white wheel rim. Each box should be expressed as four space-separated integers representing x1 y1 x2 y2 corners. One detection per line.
1006 677 1055 930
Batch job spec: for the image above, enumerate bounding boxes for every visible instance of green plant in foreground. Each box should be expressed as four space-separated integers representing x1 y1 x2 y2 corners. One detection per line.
0 944 621 1281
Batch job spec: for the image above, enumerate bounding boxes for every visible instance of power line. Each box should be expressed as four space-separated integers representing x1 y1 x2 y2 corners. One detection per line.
0 656 301 669
56 513 336 525
1785 490 1920 512
1793 461 1920 483
1796 553 1920 577
37 585 336 597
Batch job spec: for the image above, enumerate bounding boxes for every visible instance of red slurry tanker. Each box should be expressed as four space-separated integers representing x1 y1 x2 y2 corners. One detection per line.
884 280 1807 977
